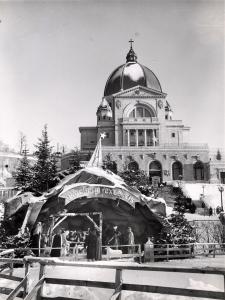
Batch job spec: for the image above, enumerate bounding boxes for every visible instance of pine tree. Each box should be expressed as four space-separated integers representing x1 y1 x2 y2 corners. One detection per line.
14 147 32 190
103 153 117 173
119 169 154 196
31 125 58 193
216 149 222 160
158 196 196 245
69 148 82 172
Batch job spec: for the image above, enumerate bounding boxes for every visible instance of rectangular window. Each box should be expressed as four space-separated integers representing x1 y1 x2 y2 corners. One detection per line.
130 110 135 118
136 107 143 117
171 132 175 138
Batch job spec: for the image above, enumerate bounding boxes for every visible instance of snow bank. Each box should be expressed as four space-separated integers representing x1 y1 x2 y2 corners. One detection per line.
184 213 219 222
181 183 225 209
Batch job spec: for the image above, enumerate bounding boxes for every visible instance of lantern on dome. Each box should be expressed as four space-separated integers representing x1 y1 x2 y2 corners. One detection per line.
96 97 112 119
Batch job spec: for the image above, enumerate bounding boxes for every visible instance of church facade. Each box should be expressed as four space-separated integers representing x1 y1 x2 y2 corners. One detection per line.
78 43 210 183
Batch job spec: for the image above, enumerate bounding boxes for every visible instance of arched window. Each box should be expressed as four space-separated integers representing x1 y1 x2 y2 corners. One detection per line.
129 105 154 118
149 160 162 183
128 161 139 171
194 161 204 180
172 161 183 180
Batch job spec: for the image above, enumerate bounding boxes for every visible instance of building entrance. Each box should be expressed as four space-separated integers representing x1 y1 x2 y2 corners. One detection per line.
172 161 183 180
149 160 162 183
220 172 225 184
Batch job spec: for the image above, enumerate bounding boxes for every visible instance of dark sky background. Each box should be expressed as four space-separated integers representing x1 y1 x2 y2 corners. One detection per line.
0 0 224 152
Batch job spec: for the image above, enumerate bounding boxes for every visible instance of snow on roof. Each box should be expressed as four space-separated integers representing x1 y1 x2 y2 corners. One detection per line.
53 167 125 191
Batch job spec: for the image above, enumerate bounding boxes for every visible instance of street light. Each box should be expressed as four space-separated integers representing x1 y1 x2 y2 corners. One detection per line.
202 185 205 197
218 185 224 211
178 174 183 188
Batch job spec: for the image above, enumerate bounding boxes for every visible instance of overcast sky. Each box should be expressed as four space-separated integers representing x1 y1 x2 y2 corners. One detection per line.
0 0 224 153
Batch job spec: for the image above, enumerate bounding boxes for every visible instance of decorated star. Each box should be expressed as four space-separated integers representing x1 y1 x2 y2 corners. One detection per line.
100 132 106 139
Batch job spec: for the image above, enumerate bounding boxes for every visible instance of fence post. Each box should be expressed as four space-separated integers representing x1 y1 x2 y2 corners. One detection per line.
138 244 142 264
113 268 122 300
213 244 216 258
107 246 110 260
37 262 45 300
166 244 169 261
224 274 225 300
23 260 30 297
75 244 79 261
9 251 15 276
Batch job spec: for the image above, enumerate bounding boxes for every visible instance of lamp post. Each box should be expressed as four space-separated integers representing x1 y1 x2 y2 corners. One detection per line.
218 185 224 211
202 185 205 197
178 174 183 188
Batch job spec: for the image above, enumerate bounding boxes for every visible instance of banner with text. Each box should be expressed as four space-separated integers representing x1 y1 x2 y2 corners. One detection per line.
59 185 139 208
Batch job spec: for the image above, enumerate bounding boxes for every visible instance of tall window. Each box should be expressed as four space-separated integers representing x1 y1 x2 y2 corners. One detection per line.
129 105 153 118
194 161 204 180
172 161 183 180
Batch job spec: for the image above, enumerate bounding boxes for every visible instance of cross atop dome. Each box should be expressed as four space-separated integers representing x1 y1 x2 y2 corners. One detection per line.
129 38 134 49
126 38 137 63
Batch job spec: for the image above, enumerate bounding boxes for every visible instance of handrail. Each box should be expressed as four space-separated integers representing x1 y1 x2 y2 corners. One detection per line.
6 272 29 300
23 256 225 275
0 242 224 251
24 276 45 300
0 256 225 299
0 249 14 256
24 257 225 300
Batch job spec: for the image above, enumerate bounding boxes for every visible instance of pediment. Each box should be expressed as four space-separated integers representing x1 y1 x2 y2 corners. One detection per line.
113 85 167 98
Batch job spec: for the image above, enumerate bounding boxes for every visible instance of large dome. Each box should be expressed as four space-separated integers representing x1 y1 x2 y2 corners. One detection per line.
104 45 162 96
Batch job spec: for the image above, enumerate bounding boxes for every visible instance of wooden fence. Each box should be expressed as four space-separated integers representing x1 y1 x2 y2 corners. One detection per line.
0 256 224 300
1 242 225 263
0 243 225 299
0 253 26 299
152 242 225 262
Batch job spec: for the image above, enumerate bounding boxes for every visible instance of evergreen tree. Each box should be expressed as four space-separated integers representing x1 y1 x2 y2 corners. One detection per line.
14 146 32 190
69 148 82 172
103 153 117 174
216 149 222 160
119 169 155 196
157 196 196 245
31 125 58 192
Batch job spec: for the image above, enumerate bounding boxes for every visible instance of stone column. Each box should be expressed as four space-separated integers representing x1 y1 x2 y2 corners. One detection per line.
127 129 130 147
144 129 147 147
136 129 138 147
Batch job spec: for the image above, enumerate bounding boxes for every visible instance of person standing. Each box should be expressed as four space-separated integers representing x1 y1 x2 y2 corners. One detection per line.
31 222 42 256
50 228 62 257
85 228 97 261
127 227 135 254
61 229 69 256
108 226 121 250
95 229 102 260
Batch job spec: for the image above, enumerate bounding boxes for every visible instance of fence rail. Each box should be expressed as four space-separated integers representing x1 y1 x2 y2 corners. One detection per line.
0 254 225 300
19 257 225 300
0 243 225 300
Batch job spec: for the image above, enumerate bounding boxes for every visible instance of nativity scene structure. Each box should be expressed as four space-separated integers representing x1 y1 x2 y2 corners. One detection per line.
3 134 167 257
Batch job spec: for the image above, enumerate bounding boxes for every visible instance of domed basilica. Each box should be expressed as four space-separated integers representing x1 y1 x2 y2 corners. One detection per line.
78 41 211 183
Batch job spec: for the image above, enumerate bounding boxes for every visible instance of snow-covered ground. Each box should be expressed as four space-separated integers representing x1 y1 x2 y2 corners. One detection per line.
184 213 219 222
181 183 225 209
1 256 224 300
